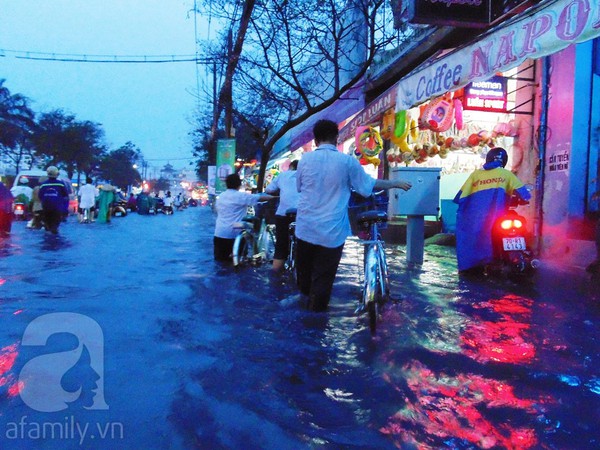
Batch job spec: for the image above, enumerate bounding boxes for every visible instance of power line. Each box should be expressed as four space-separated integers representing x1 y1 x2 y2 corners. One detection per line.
0 48 218 64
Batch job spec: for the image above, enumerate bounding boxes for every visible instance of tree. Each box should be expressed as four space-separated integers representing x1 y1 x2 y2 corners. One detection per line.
99 142 142 190
0 79 37 173
33 110 106 181
195 0 395 190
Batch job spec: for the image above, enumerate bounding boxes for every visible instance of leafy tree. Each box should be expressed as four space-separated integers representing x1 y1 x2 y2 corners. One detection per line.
189 104 268 180
0 79 37 173
195 0 396 190
99 142 142 190
33 110 106 181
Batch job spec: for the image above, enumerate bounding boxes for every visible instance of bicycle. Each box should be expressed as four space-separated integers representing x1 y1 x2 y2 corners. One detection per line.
79 207 93 223
350 191 390 335
283 208 297 277
232 202 276 267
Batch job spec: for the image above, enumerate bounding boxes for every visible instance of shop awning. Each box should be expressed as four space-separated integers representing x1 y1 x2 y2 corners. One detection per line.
338 83 398 143
270 81 365 159
396 0 600 110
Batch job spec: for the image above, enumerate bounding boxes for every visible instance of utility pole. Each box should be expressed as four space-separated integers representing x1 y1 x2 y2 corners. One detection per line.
224 28 233 138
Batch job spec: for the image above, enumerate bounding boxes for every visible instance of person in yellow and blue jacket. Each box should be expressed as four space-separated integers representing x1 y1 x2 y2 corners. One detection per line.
453 147 531 274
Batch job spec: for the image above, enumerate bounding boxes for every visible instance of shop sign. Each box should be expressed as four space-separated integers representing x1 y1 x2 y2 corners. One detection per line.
338 85 397 143
215 139 236 193
548 148 570 172
409 0 493 28
397 0 600 110
408 0 535 28
463 75 507 112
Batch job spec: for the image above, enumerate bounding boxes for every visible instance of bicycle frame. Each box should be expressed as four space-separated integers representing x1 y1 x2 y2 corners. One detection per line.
353 198 390 334
284 208 297 273
232 214 275 267
361 240 387 307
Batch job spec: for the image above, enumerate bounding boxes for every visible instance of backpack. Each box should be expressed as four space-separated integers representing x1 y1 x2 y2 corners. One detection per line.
39 182 67 212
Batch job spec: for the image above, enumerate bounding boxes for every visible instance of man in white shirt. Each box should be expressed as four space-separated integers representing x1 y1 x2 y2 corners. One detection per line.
214 174 275 262
78 177 97 222
265 159 300 272
295 119 412 312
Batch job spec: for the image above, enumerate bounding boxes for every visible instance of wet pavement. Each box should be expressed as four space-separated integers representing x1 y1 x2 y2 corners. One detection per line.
0 206 599 449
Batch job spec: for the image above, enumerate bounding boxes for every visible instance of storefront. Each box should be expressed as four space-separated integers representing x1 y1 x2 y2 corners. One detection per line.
336 0 600 264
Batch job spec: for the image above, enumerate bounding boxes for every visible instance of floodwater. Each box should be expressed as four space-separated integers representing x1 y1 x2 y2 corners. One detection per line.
0 206 599 449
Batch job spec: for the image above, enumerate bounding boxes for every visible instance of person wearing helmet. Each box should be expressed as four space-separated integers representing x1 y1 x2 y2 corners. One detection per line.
38 166 70 234
453 147 531 274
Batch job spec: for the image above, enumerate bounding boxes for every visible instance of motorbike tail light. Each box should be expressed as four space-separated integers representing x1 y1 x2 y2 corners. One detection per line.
500 219 513 230
513 219 523 229
15 204 24 211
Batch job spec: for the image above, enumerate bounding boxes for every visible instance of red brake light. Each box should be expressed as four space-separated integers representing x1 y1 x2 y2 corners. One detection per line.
500 219 512 230
513 219 523 229
15 204 24 211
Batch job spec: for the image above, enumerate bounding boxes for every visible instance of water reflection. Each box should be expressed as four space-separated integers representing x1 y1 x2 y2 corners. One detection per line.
377 283 546 448
381 360 540 449
461 294 535 364
39 233 70 252
0 343 20 398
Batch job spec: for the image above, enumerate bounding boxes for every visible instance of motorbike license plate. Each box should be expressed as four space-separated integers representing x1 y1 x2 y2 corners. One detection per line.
502 237 526 251
14 209 24 215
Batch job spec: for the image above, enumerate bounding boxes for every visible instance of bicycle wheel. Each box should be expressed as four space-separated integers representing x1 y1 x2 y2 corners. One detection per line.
286 237 296 272
261 226 276 263
233 232 252 267
363 245 381 334
378 244 390 302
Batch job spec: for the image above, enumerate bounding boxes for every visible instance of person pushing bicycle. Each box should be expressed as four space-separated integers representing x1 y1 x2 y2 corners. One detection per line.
265 159 300 272
213 173 275 262
295 119 412 312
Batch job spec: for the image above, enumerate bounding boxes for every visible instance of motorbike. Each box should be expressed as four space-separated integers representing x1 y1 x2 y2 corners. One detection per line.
154 198 165 214
489 197 539 277
13 201 28 221
111 200 128 218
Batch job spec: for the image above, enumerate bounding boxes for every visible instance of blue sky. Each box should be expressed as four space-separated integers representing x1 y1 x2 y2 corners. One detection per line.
0 0 213 171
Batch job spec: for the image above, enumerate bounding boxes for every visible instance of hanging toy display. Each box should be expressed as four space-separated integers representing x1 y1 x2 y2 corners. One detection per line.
419 93 454 132
390 110 411 153
355 125 382 166
381 109 395 140
453 97 464 130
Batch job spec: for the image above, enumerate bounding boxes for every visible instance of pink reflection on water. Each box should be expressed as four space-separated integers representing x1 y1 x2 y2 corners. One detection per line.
380 294 551 448
461 295 535 364
380 361 546 449
0 343 20 397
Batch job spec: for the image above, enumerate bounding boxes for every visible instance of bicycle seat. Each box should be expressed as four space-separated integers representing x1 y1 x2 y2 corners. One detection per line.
356 210 388 225
285 208 297 218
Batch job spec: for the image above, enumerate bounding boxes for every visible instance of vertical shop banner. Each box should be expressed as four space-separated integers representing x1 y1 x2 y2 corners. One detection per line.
216 139 236 193
207 165 216 195
397 0 600 110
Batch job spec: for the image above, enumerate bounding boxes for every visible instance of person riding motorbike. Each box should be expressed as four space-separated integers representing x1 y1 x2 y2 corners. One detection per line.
453 147 531 275
163 191 174 214
38 166 69 234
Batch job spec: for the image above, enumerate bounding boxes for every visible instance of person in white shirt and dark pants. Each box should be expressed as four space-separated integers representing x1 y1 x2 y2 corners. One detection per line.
295 119 412 312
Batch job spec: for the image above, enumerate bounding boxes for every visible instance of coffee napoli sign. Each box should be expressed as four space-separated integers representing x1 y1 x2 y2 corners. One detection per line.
397 0 600 110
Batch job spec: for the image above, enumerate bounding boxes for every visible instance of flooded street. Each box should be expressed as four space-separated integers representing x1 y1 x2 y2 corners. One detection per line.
0 206 599 449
